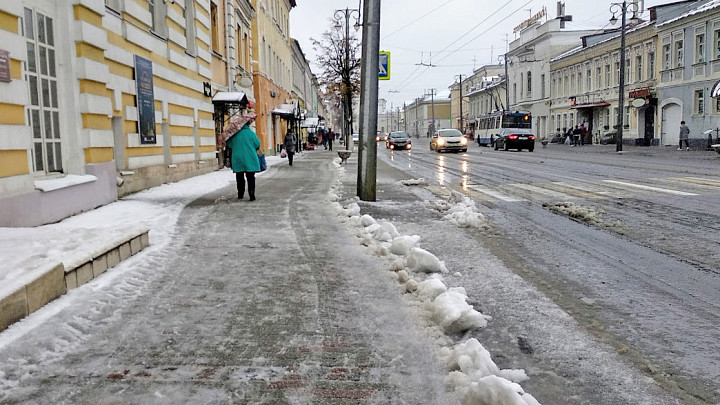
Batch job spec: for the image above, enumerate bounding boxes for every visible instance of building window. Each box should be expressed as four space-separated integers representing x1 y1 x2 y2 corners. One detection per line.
570 73 575 94
23 7 62 173
635 55 642 82
586 68 592 91
624 106 630 127
520 73 523 96
648 52 655 78
675 39 683 67
696 32 705 63
715 28 720 59
563 74 569 95
605 64 611 88
541 73 545 98
184 0 196 54
577 71 582 93
715 97 720 114
596 66 602 88
552 77 556 98
104 0 120 11
148 0 167 37
526 71 532 96
210 1 219 53
695 89 705 115
614 61 620 85
663 44 671 69
625 58 631 82
513 83 517 104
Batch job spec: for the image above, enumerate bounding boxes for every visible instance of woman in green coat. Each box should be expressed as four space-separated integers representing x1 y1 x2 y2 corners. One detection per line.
224 111 261 200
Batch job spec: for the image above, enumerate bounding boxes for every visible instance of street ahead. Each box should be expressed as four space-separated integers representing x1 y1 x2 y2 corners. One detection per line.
375 140 720 404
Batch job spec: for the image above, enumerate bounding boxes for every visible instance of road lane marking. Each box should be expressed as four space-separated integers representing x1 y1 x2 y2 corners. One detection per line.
468 185 526 202
673 177 720 187
509 183 578 200
602 180 698 196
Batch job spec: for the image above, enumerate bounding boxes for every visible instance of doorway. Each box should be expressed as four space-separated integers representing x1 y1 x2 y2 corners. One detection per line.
661 103 681 146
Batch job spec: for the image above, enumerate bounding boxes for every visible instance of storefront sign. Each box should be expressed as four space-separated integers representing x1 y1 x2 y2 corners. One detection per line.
134 55 156 144
0 49 11 83
514 7 547 33
629 88 651 99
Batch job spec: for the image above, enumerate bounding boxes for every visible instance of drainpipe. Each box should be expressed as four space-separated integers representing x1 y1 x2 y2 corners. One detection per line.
225 0 234 92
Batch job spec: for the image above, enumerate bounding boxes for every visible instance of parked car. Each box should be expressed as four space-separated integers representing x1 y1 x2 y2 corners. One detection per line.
430 128 468 152
494 128 536 152
600 131 617 145
352 133 360 144
386 131 412 150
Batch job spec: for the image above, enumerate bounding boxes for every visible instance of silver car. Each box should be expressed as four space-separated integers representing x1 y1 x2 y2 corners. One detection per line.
430 128 468 152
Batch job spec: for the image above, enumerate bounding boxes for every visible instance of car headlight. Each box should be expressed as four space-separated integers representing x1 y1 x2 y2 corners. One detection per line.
390 144 395 149
460 137 468 145
437 138 446 146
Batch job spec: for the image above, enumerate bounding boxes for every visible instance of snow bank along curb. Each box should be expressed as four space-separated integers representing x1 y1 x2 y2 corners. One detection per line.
0 228 149 332
329 163 539 405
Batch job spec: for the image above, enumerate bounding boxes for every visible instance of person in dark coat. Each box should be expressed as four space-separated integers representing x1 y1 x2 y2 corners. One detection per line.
284 130 297 166
327 129 333 151
223 111 261 201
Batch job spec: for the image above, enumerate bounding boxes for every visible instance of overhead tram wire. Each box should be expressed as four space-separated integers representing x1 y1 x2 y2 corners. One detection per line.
381 0 455 40
393 0 531 93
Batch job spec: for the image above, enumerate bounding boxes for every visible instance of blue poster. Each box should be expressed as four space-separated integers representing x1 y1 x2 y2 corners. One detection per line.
134 55 156 144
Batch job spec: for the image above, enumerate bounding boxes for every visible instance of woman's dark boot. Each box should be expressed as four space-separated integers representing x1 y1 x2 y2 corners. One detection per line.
249 192 255 201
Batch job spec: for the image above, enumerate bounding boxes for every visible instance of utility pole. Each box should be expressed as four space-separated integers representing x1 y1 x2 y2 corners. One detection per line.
403 102 407 132
357 0 380 201
455 74 464 132
396 107 400 132
500 54 510 111
425 89 436 136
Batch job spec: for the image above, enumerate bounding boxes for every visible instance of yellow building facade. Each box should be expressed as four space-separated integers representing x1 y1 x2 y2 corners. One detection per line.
0 0 219 226
251 0 295 154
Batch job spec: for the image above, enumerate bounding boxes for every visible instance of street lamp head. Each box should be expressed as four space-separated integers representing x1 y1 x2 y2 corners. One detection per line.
353 22 361 32
609 13 618 25
629 13 639 24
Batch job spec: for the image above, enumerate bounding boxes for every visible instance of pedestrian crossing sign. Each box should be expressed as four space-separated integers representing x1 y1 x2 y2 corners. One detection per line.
379 51 390 80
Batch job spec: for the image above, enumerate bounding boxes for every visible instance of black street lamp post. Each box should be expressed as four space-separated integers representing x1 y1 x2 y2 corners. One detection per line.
455 74 464 133
609 1 639 152
333 8 360 150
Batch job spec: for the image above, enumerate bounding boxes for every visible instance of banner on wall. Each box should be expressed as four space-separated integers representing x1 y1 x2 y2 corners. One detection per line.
134 55 156 144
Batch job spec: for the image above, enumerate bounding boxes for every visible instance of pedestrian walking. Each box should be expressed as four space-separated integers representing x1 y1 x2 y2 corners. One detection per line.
679 120 690 150
572 125 581 146
284 129 297 166
222 111 261 201
579 123 587 146
327 129 333 151
319 127 327 149
490 134 495 148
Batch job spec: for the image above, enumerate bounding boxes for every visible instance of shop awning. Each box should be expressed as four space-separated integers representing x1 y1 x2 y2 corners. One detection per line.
212 91 247 103
301 117 319 128
271 103 297 117
570 101 610 109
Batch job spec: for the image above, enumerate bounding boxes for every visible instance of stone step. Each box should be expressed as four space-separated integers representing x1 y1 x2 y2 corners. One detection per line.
0 228 149 332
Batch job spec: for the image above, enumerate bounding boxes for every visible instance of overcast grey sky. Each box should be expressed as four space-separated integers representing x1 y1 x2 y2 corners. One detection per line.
290 0 667 111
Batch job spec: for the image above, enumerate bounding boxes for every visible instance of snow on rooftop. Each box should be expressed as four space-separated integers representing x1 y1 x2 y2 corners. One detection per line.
658 0 720 26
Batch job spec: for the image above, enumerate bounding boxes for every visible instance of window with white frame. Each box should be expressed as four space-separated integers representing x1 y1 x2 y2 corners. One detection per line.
541 73 545 98
714 26 720 59
624 106 630 128
648 51 655 78
696 31 705 63
184 0 196 54
635 55 642 82
605 64 611 88
564 74 569 95
675 39 683 67
662 43 671 69
625 58 630 82
149 0 168 38
614 61 620 85
577 71 582 93
520 72 523 95
527 71 532 97
570 73 575 94
23 7 62 173
596 66 602 88
715 97 720 113
586 67 592 91
695 89 705 114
